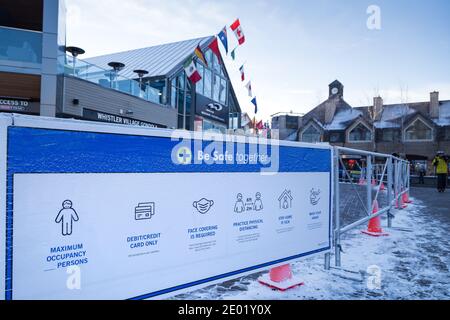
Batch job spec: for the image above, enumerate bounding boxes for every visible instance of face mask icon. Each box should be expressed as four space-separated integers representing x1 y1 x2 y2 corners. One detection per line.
193 198 214 214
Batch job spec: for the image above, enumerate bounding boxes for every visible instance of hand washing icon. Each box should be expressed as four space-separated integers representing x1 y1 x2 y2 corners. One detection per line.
193 198 214 214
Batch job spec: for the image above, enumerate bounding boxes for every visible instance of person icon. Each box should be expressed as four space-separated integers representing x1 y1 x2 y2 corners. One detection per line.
253 192 263 211
55 200 79 236
234 194 245 213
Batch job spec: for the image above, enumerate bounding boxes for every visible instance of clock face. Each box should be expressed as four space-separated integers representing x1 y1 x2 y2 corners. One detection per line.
331 87 339 95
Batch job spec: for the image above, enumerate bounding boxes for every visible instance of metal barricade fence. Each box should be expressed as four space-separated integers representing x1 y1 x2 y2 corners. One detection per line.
324 147 410 270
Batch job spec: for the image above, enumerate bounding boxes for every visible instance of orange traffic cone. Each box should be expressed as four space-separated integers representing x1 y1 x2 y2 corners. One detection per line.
402 190 412 204
395 192 407 209
362 200 389 237
258 264 304 291
380 182 386 191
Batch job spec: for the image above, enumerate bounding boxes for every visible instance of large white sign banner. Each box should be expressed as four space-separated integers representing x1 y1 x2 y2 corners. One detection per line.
2 116 332 300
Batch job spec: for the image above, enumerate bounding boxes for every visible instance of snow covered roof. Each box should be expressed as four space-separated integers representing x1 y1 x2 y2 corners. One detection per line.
433 101 450 126
374 104 416 129
85 36 214 79
325 108 362 130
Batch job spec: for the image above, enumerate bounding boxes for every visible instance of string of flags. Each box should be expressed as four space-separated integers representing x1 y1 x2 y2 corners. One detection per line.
183 18 259 116
239 65 245 82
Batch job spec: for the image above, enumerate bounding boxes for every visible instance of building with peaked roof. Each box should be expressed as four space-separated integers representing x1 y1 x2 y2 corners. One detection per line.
62 35 242 131
1 1 242 131
273 80 450 171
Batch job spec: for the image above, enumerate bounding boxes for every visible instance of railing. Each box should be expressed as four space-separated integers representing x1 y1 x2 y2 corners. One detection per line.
324 147 410 269
64 55 167 106
0 26 42 64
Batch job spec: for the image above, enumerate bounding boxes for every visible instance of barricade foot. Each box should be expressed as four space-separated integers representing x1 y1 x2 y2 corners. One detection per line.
258 264 304 291
361 230 390 237
362 200 389 237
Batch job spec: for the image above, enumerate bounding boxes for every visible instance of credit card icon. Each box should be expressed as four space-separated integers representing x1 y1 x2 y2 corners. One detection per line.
135 202 155 221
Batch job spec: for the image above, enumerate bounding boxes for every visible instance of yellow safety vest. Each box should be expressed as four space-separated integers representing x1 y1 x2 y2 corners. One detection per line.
433 157 448 174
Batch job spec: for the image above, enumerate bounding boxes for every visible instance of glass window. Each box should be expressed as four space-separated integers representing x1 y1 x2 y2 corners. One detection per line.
220 78 227 105
148 79 166 105
177 89 185 115
405 120 432 141
203 119 226 134
186 90 192 114
170 87 176 108
0 0 43 31
213 74 221 102
177 73 185 90
349 123 372 142
196 64 204 95
205 50 213 68
0 27 42 64
204 68 212 99
213 54 221 73
302 125 322 143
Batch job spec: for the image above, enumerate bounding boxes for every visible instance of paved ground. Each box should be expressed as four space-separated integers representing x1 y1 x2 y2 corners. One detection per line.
410 187 450 229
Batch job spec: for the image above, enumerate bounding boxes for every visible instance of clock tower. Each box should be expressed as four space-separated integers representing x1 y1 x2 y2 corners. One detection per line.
329 80 344 98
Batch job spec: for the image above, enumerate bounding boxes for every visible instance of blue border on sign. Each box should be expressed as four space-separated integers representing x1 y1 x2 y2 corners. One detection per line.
5 126 333 300
129 247 330 300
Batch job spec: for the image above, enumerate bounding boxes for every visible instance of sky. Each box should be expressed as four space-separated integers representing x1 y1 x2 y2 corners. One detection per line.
65 0 450 122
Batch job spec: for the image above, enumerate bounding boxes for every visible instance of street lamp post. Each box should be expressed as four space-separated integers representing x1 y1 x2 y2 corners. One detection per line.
108 62 126 90
133 69 149 98
65 46 86 76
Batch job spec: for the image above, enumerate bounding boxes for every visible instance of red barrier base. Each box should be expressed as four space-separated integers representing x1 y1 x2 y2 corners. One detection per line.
361 230 389 237
258 274 304 291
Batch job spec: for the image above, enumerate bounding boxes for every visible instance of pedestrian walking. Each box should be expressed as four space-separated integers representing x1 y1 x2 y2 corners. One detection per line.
432 151 449 192
418 163 426 185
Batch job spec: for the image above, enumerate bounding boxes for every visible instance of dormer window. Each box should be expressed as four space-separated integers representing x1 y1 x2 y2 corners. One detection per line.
301 123 322 143
348 122 372 142
404 118 433 141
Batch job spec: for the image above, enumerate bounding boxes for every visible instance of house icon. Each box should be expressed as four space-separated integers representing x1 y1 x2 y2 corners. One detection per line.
278 190 293 209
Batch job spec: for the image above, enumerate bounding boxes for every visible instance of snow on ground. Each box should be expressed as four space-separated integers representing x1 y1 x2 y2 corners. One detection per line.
175 196 450 300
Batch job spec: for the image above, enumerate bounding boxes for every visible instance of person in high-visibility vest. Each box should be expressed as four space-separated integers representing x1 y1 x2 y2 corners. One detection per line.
432 151 449 193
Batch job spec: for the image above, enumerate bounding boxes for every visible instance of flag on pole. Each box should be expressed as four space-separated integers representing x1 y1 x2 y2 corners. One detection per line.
239 65 245 82
245 81 252 97
208 37 221 64
218 26 228 54
256 120 264 130
194 44 207 66
230 18 245 45
230 48 237 61
251 97 258 114
184 57 202 84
